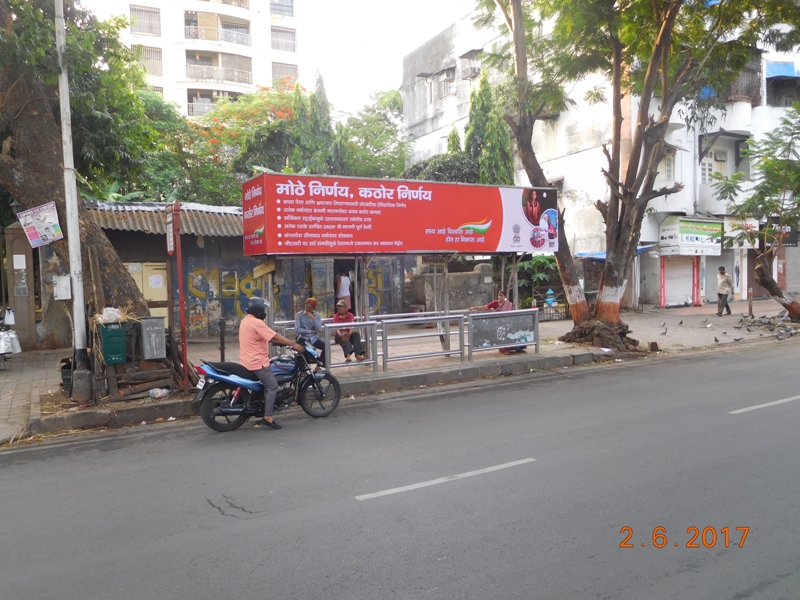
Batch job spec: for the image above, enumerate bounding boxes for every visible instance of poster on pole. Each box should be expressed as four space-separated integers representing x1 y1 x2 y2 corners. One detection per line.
16 201 64 248
166 208 174 255
242 174 558 256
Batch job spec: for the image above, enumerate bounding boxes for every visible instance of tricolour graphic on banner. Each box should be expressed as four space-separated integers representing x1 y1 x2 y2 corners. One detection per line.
243 175 558 256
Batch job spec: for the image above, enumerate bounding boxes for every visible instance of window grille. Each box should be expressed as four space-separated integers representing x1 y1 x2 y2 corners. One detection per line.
133 45 163 76
271 27 296 52
272 62 298 85
270 0 293 17
700 159 714 184
130 5 161 37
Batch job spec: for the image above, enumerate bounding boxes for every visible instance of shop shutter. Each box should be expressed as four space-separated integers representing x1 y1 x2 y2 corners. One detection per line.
664 256 695 307
704 250 735 302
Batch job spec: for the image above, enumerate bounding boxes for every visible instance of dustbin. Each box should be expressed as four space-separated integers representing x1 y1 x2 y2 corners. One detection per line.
98 322 127 365
140 316 166 360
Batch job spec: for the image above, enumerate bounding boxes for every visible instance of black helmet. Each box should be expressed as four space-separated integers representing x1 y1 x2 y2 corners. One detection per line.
246 296 267 320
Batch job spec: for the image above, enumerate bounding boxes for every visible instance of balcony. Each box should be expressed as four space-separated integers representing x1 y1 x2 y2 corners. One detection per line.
185 26 251 47
198 0 249 8
188 102 216 117
186 64 253 85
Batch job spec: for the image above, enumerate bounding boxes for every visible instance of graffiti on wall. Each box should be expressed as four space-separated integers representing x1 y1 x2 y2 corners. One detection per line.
180 259 262 337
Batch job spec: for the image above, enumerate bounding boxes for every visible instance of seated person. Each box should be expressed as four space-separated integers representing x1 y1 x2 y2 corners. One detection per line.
333 300 365 362
295 297 325 370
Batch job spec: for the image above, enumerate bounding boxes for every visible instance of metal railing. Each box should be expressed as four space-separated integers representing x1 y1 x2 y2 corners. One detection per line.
184 26 251 46
269 308 537 372
186 64 253 84
187 102 215 116
199 0 250 8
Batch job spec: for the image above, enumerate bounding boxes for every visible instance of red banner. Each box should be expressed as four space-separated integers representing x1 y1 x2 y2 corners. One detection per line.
243 174 558 256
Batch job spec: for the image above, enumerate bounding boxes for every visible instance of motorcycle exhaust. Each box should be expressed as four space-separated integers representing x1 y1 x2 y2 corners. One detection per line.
214 406 245 415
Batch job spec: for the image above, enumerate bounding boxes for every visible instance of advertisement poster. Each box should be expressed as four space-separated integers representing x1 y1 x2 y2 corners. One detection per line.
243 174 558 256
16 201 64 249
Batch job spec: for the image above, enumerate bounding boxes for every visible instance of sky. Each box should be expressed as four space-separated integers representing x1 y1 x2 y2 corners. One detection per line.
77 0 478 115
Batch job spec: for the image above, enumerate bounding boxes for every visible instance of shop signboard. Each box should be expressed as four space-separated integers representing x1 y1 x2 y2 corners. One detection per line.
242 174 559 256
659 216 722 256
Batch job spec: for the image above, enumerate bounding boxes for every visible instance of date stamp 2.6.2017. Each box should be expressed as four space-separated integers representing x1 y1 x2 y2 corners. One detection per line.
620 526 749 548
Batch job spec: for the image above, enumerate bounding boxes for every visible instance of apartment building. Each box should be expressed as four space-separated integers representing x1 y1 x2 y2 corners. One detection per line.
401 13 800 309
84 0 305 117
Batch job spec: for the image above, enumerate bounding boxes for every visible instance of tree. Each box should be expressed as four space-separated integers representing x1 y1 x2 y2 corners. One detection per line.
475 0 591 325
341 90 409 178
478 0 800 347
715 103 800 318
0 0 148 314
447 126 462 154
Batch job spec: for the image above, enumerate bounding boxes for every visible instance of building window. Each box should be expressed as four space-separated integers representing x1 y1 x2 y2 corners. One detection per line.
439 69 456 99
270 0 293 17
272 62 298 85
700 159 714 184
659 152 674 182
130 5 161 37
133 45 163 76
150 86 163 95
221 22 251 46
271 27 296 52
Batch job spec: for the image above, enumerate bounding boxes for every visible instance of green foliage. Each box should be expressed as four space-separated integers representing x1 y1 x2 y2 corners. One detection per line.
480 103 514 185
714 102 800 255
0 0 156 187
464 71 493 161
401 154 479 183
447 126 462 154
341 90 409 178
515 255 559 289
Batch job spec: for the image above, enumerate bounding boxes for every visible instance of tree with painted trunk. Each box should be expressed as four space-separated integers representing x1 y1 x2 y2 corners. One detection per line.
714 103 800 320
474 0 590 325
477 0 800 348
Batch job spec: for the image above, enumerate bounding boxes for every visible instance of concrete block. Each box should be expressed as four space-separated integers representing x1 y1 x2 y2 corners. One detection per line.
38 409 112 434
572 352 596 365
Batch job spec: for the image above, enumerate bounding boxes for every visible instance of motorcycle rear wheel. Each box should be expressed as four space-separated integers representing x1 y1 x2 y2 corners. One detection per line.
199 382 250 432
299 373 341 417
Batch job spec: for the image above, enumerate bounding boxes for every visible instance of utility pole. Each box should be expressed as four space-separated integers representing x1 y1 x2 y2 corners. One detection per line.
55 0 91 401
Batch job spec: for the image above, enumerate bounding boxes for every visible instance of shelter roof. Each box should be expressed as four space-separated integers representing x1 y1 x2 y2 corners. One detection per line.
85 201 242 237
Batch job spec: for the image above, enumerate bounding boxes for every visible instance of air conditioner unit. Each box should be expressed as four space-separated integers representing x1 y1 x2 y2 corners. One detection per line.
462 66 481 79
714 151 727 161
440 69 455 82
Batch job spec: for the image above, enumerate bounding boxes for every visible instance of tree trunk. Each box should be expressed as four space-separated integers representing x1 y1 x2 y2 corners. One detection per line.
0 58 149 319
755 252 800 319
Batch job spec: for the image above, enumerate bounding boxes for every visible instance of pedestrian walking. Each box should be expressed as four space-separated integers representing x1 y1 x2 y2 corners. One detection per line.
717 266 734 316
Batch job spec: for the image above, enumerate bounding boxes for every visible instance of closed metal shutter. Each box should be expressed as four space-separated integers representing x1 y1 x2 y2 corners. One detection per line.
705 250 735 302
664 256 695 307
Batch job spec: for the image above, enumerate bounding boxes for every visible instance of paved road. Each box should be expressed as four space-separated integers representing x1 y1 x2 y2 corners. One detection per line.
1 344 798 599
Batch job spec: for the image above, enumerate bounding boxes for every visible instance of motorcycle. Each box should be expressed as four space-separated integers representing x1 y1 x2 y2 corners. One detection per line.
193 341 341 432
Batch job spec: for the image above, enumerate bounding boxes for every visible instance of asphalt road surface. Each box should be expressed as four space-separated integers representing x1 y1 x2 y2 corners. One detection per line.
1 344 799 600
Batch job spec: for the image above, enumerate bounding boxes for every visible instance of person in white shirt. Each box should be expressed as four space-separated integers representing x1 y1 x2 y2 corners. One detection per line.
716 266 734 316
335 270 352 310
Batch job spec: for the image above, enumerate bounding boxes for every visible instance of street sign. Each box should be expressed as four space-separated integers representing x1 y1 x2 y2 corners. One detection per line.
166 208 174 255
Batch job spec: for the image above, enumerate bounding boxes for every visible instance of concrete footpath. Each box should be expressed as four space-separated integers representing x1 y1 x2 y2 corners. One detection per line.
0 299 791 445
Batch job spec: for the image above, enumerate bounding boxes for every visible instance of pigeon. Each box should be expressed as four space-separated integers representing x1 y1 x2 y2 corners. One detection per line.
746 326 752 333
733 324 743 329
714 336 720 343
722 330 728 335
661 327 668 335
734 337 744 342
660 322 666 327
701 318 708 323
678 320 683 325
706 323 714 328
776 334 785 341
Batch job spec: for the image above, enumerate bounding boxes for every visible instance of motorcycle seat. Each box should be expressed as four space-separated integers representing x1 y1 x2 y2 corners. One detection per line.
205 361 258 381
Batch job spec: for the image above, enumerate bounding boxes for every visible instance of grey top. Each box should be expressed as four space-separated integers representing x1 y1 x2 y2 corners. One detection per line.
295 310 323 343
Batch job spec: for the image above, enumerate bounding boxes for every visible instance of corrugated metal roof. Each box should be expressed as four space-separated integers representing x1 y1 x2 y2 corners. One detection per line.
85 201 242 237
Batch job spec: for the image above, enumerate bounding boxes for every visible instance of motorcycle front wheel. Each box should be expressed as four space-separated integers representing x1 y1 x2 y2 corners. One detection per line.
299 373 341 417
199 382 250 432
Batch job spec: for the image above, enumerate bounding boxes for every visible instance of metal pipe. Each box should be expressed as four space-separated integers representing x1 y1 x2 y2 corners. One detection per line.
55 0 88 371
219 318 225 362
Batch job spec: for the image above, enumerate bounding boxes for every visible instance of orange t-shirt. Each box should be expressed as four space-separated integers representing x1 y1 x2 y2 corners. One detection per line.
238 314 277 371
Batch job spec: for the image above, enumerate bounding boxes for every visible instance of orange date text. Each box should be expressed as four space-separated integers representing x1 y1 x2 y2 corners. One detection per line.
619 526 749 548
